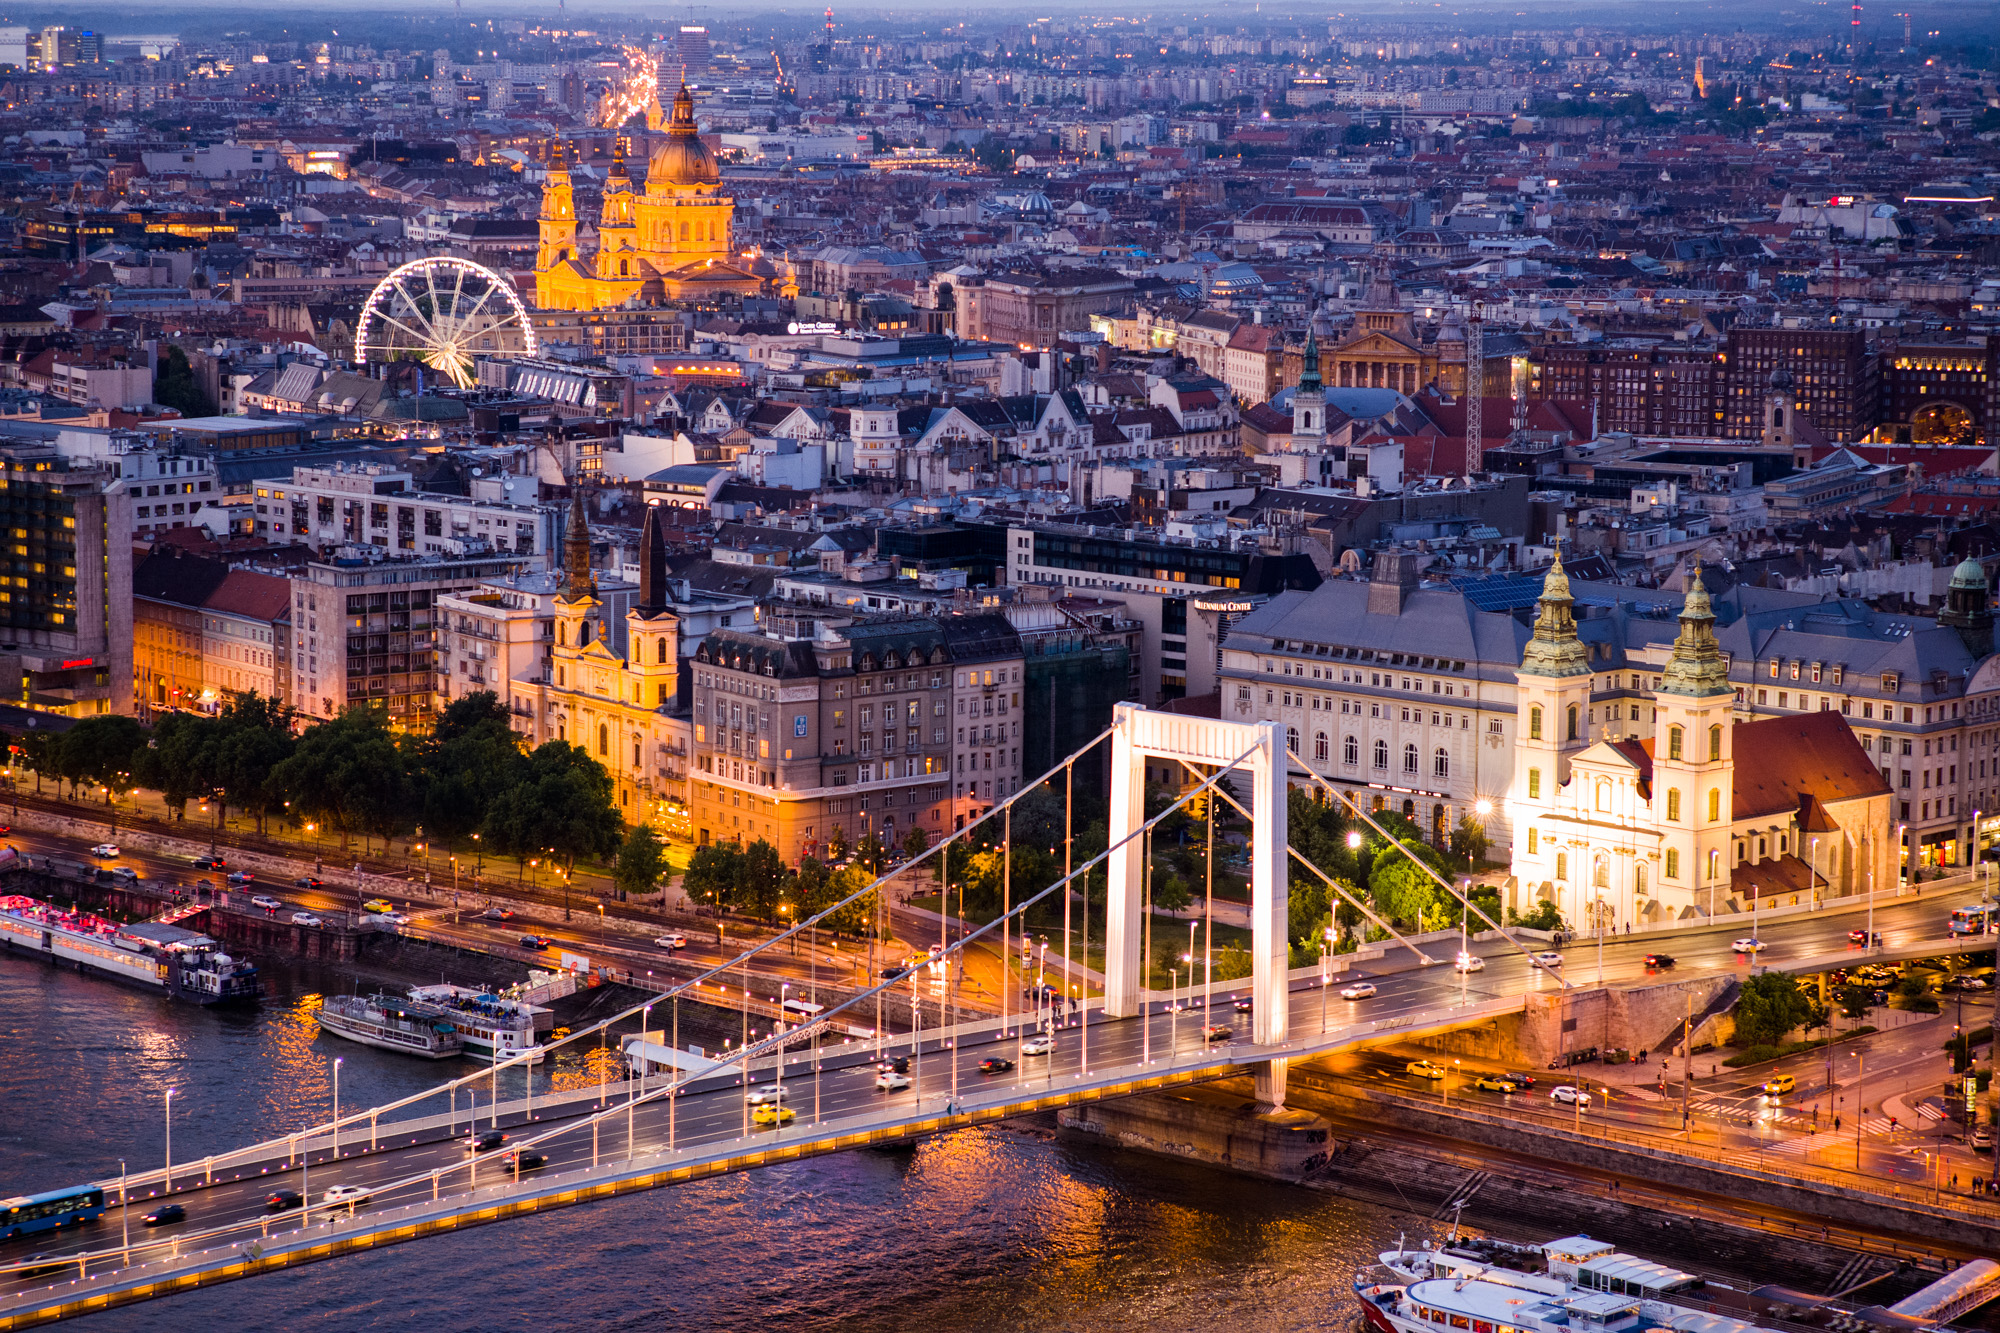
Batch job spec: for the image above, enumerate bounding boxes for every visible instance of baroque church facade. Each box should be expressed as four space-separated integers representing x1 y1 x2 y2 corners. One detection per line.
1505 552 1896 929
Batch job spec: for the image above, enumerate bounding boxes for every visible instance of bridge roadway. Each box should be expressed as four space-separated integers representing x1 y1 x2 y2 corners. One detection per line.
0 881 1987 1324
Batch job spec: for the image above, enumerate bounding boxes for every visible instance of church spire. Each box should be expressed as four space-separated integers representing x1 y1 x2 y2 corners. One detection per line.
1659 562 1730 697
561 489 596 602
1519 546 1590 678
1298 324 1322 394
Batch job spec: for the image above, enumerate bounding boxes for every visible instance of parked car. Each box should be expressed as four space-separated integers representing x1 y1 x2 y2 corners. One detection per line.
89 843 119 858
1972 1124 1994 1153
1339 982 1378 1001
655 933 688 950
1643 953 1676 969
141 1204 185 1227
518 935 552 952
1551 1085 1591 1107
290 912 323 927
250 895 283 912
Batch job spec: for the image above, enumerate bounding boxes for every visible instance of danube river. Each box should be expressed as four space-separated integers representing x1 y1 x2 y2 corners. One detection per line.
1 951 1389 1332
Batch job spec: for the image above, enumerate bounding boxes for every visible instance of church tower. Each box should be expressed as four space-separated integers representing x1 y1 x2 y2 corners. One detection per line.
536 140 578 300
1292 325 1325 448
595 138 638 283
1939 556 1995 657
553 490 602 678
626 505 683 711
1651 564 1736 914
1761 365 1803 463
1508 548 1595 911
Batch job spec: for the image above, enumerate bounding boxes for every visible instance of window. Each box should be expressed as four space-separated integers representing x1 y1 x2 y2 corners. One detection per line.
1528 828 1538 853
1373 739 1389 770
1667 725 1683 760
597 722 609 756
1666 788 1681 821
1402 743 1418 774
1434 748 1449 779
1287 726 1300 755
1344 735 1358 766
1529 705 1543 741
1528 767 1541 800
1706 788 1720 822
1635 861 1647 896
1556 851 1568 881
1565 705 1579 741
1708 725 1722 762
1315 731 1329 762
1596 780 1611 811
1594 854 1609 888
1666 848 1679 879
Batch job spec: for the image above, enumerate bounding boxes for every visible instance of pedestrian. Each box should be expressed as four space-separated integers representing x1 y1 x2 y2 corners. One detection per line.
1835 1115 1842 1131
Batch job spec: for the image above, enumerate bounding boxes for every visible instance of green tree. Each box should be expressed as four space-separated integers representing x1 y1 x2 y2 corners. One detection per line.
432 689 512 743
412 700 525 846
1836 983 1874 1019
1508 899 1566 933
153 344 213 417
270 707 411 851
1732 972 1817 1048
684 842 743 911
734 838 792 921
854 831 889 875
1448 815 1489 867
613 823 666 902
55 715 147 802
1368 839 1443 927
900 824 931 863
479 740 622 882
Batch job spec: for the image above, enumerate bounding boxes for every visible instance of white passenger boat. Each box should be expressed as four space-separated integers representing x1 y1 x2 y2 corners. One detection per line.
316 993 465 1058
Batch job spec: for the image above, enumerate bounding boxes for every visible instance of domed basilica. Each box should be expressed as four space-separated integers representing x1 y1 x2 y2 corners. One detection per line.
534 83 762 310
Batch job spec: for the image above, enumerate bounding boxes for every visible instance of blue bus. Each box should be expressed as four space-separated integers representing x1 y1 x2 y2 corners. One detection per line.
1948 904 1997 936
0 1185 105 1241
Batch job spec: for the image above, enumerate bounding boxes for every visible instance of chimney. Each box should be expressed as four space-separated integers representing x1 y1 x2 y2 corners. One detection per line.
1367 548 1418 616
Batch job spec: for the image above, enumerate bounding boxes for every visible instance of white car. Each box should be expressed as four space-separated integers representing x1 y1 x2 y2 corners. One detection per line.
1339 982 1378 1001
745 1085 789 1106
110 866 139 882
1731 937 1766 953
1551 1085 1592 1107
1019 1034 1057 1056
655 933 688 950
89 843 119 858
290 912 323 927
250 895 283 912
321 1184 370 1207
383 911 412 925
1453 952 1486 973
1530 951 1564 969
875 1071 911 1092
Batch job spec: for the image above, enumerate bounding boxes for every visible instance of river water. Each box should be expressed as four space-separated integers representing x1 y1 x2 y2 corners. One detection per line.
1 951 1394 1332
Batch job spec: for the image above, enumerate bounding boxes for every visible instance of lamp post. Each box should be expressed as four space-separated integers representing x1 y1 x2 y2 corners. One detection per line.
118 1159 128 1265
1811 836 1820 909
163 1087 177 1193
1854 1050 1865 1169
332 1057 342 1157
596 903 606 959
471 831 483 882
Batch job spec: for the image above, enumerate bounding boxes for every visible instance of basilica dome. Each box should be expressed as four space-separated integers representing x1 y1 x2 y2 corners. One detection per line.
647 83 718 189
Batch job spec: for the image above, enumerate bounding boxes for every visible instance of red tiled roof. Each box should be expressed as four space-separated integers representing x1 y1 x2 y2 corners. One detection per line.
1731 710 1891 822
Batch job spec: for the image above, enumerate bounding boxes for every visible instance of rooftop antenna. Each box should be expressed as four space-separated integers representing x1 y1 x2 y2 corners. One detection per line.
1464 311 1483 478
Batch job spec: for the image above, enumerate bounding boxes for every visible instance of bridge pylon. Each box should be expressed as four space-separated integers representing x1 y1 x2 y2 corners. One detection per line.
1106 703 1290 1106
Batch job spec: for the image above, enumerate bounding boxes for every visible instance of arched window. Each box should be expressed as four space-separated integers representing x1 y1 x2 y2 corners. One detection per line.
1433 747 1449 779
1666 788 1681 821
657 638 668 664
1565 705 1579 741
1594 854 1609 888
619 259 629 276
1667 725 1683 760
1402 743 1418 774
1556 851 1568 881
679 221 689 240
1343 735 1358 766
1708 725 1722 762
1286 726 1300 755
1596 780 1611 811
1315 731 1329 762
557 622 566 646
1373 739 1389 770
1707 788 1720 822
1771 405 1784 428
580 621 592 646
1529 705 1543 741
597 722 609 756
1635 860 1648 897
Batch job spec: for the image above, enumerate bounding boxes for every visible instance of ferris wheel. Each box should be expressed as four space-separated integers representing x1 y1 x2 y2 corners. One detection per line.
353 256 537 389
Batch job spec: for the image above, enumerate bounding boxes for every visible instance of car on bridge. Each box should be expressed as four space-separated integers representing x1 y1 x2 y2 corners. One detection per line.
655 933 688 950
979 1056 1015 1074
251 895 283 912
1339 982 1378 1000
89 843 119 858
875 1070 912 1092
1643 953 1676 969
1405 1060 1447 1080
1452 952 1485 973
290 913 323 927
1847 928 1881 945
745 1085 788 1106
1473 1075 1518 1093
1020 1035 1057 1057
141 1204 185 1227
466 1131 507 1154
1529 952 1563 969
322 1185 370 1210
1233 996 1254 1013
1550 1085 1591 1107
751 1104 796 1127
264 1191 303 1213
508 1150 548 1171
1202 1024 1233 1042
1731 937 1766 954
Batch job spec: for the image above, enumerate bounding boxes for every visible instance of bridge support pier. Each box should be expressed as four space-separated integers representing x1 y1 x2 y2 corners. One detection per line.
1254 1058 1287 1111
1104 705 1288 1052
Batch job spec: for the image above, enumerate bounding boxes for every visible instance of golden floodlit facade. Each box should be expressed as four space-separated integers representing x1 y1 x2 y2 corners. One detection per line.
535 83 762 311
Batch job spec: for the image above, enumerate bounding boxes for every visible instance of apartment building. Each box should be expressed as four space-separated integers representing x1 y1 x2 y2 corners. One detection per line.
259 461 556 560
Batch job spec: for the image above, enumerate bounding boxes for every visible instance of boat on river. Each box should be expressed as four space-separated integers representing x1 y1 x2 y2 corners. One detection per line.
316 993 465 1058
